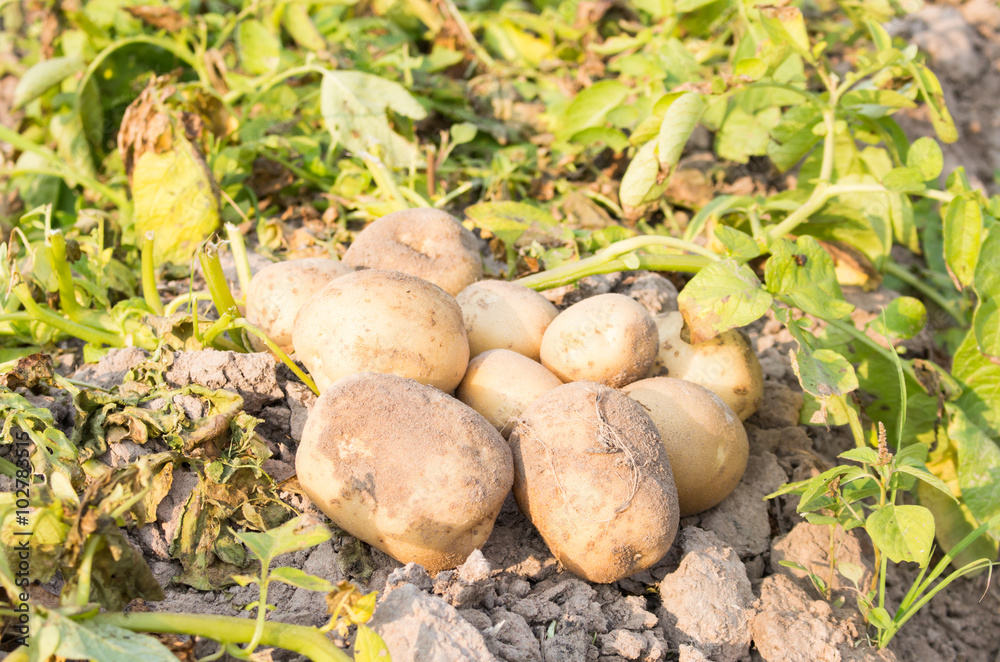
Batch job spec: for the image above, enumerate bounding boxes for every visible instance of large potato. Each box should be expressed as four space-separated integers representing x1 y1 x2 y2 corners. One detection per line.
292 269 469 393
509 382 679 583
296 373 513 572
623 377 748 516
648 312 763 420
343 208 483 296
245 258 353 353
456 281 559 360
540 294 658 387
456 349 563 435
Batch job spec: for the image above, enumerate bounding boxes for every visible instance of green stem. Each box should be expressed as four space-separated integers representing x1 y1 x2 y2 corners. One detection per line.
234 319 319 395
818 106 837 184
225 223 253 297
881 261 965 325
0 456 19 479
47 231 81 319
433 180 475 208
226 64 325 106
826 317 919 385
199 245 241 318
141 232 165 316
75 535 103 607
245 568 270 655
517 253 712 291
362 154 409 211
766 183 889 244
0 312 31 324
90 612 351 662
202 311 236 347
164 292 216 316
11 283 125 348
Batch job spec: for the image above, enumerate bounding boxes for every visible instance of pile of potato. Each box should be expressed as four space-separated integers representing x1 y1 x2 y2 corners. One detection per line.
246 208 763 581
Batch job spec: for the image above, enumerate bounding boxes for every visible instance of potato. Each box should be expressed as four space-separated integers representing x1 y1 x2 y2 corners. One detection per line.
509 381 679 583
456 349 563 435
343 208 483 296
540 294 658 387
648 311 763 420
623 377 748 516
456 280 559 360
292 269 469 393
296 372 513 572
245 258 353 353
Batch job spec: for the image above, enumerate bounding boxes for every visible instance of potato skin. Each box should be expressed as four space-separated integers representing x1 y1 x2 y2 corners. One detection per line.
291 269 469 393
509 382 679 583
343 208 483 296
623 377 749 516
245 258 353 353
648 311 763 420
540 294 658 388
456 281 559 360
456 349 563 435
296 373 514 572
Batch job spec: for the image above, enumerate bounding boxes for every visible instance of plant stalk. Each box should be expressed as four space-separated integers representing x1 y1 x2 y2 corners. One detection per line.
46 231 81 319
224 223 253 298
517 254 712 291
90 612 352 662
141 232 165 316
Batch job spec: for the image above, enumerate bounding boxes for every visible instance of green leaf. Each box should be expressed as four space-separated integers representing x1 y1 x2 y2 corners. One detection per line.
131 128 220 267
942 196 983 290
13 56 85 109
684 195 751 241
882 167 926 194
893 464 956 502
33 611 177 662
282 4 326 52
237 19 281 74
948 405 1000 540
907 137 944 180
569 127 630 153
354 624 392 662
559 80 631 140
677 259 772 343
876 296 927 341
321 70 427 169
840 447 879 465
657 92 705 168
759 6 814 63
973 225 1000 364
792 348 859 399
918 481 999 571
714 225 760 260
909 63 958 144
716 105 781 163
865 504 935 567
954 329 1000 433
867 606 893 630
840 89 916 119
764 236 854 319
734 58 767 80
450 122 477 145
619 140 660 208
234 515 333 567
465 201 556 246
768 107 822 172
269 566 337 592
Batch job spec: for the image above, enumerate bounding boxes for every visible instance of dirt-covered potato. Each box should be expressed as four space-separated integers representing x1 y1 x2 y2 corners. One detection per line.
456 349 562 435
623 377 748 516
245 258 353 353
296 372 513 572
342 208 483 296
509 381 679 583
648 311 763 420
540 294 658 387
456 280 559 360
292 269 469 393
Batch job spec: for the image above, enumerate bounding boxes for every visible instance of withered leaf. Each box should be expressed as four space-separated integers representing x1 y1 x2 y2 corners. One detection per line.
124 6 188 31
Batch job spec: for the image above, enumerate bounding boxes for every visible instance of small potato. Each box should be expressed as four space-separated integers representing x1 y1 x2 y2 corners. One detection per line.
296 373 513 572
456 280 559 360
292 269 469 393
623 377 748 516
456 349 563 435
245 258 353 353
648 311 763 420
540 294 657 387
343 208 483 296
509 382 679 583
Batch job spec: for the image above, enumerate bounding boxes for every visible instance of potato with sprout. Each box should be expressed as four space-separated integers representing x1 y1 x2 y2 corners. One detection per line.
648 311 763 420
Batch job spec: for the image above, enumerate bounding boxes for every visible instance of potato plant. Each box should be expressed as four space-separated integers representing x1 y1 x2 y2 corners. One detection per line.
1 0 999 656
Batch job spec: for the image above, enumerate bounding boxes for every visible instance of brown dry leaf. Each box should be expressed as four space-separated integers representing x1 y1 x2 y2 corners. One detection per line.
816 239 881 291
117 76 179 182
124 6 188 31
